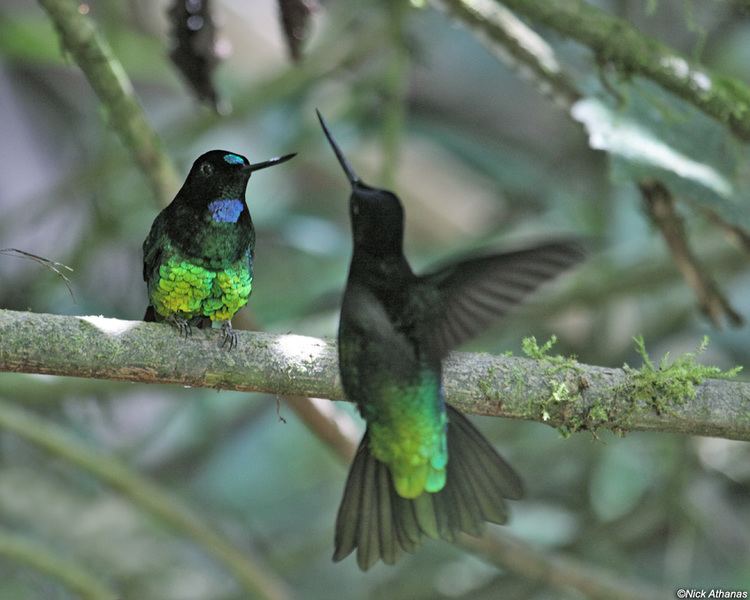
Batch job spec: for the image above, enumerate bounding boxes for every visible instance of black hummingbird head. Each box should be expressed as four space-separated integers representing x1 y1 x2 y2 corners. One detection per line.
317 110 405 256
182 149 296 204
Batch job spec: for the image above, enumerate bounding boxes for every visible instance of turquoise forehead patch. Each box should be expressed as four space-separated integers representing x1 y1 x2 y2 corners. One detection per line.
223 153 245 165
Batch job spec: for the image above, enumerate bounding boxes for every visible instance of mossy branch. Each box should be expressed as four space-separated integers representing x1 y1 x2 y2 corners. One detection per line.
492 0 750 140
38 0 179 205
0 308 747 441
0 529 119 600
0 396 291 600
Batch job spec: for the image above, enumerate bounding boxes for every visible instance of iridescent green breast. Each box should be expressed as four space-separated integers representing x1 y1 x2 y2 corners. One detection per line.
365 372 448 499
150 252 252 322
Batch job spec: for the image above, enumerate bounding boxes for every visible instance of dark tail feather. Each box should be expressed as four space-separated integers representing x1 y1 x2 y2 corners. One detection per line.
143 305 157 322
333 405 522 570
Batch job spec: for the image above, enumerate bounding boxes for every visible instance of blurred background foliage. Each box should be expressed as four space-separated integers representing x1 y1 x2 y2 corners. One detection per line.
1 0 750 598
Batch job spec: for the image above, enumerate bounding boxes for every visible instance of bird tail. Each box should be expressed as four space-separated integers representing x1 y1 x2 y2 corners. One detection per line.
143 305 157 322
333 405 523 571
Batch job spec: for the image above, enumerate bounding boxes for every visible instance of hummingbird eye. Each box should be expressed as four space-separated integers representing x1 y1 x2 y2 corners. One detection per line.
199 162 214 177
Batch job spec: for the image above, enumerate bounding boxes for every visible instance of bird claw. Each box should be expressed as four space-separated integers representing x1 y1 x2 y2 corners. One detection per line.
221 321 238 350
167 316 192 339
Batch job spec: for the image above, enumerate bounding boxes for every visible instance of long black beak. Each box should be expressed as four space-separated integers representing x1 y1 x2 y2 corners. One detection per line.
316 109 361 186
243 153 296 173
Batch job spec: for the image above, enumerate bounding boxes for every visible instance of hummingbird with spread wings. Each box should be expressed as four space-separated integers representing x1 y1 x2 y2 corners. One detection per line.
317 110 584 570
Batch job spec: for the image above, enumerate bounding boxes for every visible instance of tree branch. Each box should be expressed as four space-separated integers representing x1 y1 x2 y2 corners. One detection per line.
1 309 747 441
38 0 179 205
639 180 743 327
491 0 750 140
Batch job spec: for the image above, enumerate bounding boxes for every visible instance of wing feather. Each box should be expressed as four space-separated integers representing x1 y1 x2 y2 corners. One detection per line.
422 241 585 357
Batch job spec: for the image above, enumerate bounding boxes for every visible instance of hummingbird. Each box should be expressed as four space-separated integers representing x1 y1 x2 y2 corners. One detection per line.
317 110 584 570
142 149 295 349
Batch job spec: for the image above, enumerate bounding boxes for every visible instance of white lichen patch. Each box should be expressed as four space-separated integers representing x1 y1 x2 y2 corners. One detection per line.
79 315 138 336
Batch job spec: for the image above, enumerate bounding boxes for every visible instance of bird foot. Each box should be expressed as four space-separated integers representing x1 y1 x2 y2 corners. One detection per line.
220 321 238 351
167 315 192 339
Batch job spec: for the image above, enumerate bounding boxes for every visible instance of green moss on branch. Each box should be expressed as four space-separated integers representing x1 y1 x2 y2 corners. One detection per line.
625 335 742 415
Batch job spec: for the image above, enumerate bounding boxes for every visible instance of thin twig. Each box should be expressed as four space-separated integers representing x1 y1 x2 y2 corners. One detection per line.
0 248 76 302
690 203 750 255
639 180 743 327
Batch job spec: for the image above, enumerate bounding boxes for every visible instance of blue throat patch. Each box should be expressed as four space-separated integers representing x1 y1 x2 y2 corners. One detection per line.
223 153 245 165
208 199 244 223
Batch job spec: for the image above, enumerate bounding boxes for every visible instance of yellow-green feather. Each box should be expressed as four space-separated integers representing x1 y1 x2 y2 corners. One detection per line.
366 374 448 499
151 255 252 322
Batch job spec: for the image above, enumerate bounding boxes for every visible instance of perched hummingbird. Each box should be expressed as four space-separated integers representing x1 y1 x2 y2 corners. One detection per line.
142 149 295 348
317 111 584 570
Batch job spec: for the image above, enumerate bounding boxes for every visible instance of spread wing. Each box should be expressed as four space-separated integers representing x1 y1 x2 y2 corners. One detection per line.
422 240 585 358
